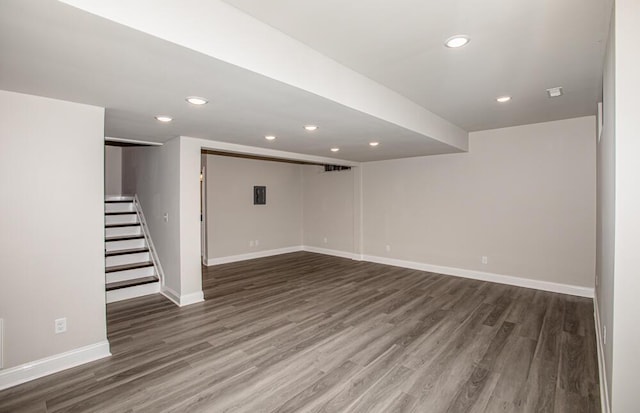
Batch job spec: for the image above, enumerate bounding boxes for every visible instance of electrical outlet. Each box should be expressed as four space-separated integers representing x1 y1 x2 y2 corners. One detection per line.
323 237 328 244
385 245 391 252
255 240 259 246
481 256 488 264
249 240 254 247
55 318 67 334
163 212 169 223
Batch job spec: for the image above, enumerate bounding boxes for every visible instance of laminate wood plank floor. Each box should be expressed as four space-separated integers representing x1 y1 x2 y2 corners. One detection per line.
0 252 600 412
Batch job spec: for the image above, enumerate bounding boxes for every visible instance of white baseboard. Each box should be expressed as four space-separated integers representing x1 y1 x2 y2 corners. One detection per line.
161 285 181 306
0 340 111 391
205 246 303 266
593 294 611 413
361 254 594 298
180 291 204 306
0 319 3 369
203 246 593 298
161 285 204 307
302 245 361 261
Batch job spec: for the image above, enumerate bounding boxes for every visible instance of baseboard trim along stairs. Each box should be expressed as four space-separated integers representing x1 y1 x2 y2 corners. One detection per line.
104 195 164 303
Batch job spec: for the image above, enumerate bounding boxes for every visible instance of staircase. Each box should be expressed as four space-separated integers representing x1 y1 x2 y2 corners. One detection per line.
105 195 162 303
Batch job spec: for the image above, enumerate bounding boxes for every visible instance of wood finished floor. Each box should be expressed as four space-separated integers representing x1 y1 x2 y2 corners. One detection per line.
0 252 600 412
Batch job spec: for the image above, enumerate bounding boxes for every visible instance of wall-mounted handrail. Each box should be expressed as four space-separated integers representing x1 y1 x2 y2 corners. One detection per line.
132 194 165 286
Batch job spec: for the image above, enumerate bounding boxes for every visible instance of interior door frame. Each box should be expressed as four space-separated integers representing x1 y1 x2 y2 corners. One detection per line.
200 162 207 265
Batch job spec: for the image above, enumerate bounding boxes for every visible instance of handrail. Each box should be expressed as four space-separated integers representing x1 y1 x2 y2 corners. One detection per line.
132 194 165 287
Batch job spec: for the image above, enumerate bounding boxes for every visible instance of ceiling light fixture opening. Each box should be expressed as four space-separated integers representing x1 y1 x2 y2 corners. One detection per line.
155 115 173 122
445 35 470 48
369 142 379 147
496 96 512 103
330 147 340 152
265 135 276 141
304 125 319 131
186 96 208 105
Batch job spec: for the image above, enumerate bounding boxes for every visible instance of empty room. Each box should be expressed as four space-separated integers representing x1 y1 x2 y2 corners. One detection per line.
0 0 638 412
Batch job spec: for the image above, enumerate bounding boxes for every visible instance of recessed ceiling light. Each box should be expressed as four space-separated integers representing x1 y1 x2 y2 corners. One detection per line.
265 135 276 141
330 148 340 152
304 125 319 131
369 142 379 147
186 96 208 105
496 96 512 103
155 115 173 122
445 35 470 48
546 87 564 98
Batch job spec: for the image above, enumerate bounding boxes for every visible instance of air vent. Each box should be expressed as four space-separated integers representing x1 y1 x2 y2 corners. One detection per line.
546 87 564 98
324 165 352 172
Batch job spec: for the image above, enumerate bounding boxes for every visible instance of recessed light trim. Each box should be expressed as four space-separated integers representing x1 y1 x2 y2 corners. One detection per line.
369 142 379 147
155 115 173 122
330 147 340 152
304 125 319 131
445 35 470 48
186 96 208 105
265 135 276 141
496 96 512 103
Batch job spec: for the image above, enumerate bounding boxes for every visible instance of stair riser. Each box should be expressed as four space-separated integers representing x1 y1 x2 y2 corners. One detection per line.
105 203 134 213
106 281 160 303
106 252 150 267
105 215 138 225
106 265 155 284
105 226 141 238
105 196 134 202
105 238 147 251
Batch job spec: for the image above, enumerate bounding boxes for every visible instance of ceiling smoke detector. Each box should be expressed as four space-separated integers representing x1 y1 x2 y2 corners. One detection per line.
546 87 564 98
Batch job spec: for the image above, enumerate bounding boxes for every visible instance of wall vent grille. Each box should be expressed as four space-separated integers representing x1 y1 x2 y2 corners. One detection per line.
324 165 352 172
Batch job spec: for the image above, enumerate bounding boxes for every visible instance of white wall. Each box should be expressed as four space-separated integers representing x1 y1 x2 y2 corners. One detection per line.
0 90 107 369
172 136 359 305
130 121 596 314
362 117 596 290
302 166 358 255
104 146 122 196
177 138 203 301
609 0 640 410
122 135 351 307
205 155 303 260
122 139 183 298
596 11 615 410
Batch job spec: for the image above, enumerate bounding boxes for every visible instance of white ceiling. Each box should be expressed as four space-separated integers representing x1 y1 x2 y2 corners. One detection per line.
0 0 463 162
224 0 612 131
0 0 611 162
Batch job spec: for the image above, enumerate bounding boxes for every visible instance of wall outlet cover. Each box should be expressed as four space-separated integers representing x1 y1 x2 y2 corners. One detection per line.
55 318 67 334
